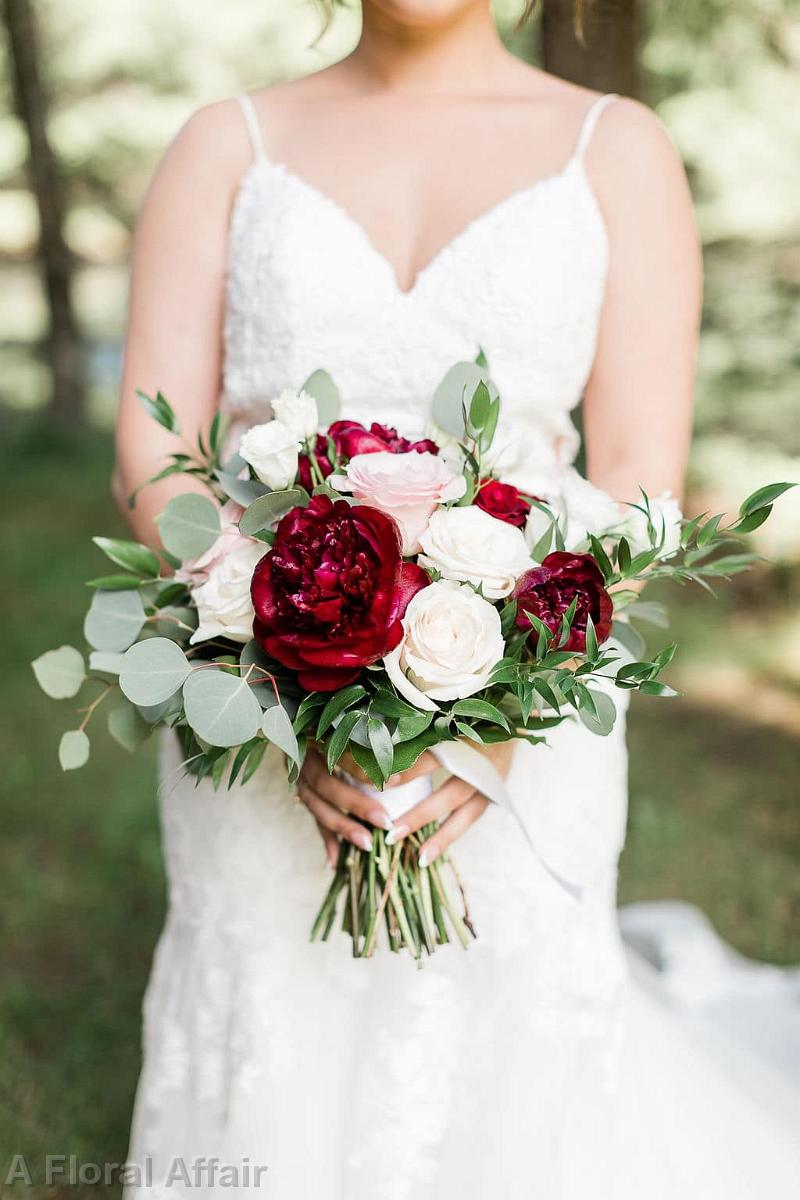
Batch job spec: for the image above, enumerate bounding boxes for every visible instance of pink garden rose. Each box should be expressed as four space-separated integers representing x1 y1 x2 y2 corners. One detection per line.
332 451 466 554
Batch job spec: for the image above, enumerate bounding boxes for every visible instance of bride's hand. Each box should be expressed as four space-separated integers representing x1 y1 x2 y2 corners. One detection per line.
297 745 392 866
386 741 516 866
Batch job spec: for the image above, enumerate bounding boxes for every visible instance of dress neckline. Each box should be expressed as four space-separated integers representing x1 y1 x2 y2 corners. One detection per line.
232 155 601 300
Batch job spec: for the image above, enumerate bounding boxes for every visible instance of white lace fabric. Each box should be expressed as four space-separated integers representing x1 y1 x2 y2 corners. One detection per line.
126 93 800 1198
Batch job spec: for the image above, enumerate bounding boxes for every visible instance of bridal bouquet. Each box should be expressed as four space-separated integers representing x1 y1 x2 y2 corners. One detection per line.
32 358 793 959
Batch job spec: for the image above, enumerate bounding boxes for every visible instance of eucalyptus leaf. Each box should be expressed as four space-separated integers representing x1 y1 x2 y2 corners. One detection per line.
32 645 85 699
119 637 191 705
157 493 220 559
214 470 269 507
578 691 616 737
239 489 307 535
107 702 152 753
263 704 300 764
89 650 125 676
59 729 90 771
84 588 146 652
302 368 341 426
183 668 263 748
431 361 499 439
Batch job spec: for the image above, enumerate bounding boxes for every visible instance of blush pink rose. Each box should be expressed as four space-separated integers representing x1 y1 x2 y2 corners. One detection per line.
332 451 466 554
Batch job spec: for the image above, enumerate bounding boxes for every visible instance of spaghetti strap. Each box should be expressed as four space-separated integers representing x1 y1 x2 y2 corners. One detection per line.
570 93 618 164
237 93 266 162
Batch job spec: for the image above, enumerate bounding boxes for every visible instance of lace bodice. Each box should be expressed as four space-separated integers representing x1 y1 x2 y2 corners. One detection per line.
222 93 617 481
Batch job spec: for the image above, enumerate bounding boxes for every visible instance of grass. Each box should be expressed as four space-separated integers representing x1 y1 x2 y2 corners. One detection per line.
0 421 798 1197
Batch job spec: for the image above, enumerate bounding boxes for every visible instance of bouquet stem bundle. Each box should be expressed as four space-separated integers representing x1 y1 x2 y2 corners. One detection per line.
311 826 475 960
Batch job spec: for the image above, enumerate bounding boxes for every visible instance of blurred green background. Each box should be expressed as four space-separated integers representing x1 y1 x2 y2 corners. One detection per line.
1 0 799 1193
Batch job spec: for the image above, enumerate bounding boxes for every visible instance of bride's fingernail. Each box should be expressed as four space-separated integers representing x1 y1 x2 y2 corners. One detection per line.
385 824 409 846
355 830 374 852
388 774 402 786
418 843 437 868
367 809 392 831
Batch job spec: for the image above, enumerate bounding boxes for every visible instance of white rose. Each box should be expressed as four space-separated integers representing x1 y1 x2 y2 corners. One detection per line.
418 505 531 600
189 535 265 645
623 491 683 558
331 450 466 554
239 420 299 489
525 468 624 556
384 580 505 710
271 388 319 442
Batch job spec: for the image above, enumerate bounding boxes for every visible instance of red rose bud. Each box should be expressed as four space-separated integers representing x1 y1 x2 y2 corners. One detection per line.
329 419 439 459
297 434 334 492
251 494 429 691
513 552 613 653
475 478 531 528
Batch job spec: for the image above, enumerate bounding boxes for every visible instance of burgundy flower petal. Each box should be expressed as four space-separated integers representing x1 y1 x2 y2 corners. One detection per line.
513 551 612 653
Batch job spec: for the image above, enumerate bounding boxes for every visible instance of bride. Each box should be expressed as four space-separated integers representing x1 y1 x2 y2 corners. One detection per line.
114 1 799 1196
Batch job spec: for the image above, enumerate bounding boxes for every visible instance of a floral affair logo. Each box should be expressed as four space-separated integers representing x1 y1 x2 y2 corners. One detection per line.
3 1156 269 1188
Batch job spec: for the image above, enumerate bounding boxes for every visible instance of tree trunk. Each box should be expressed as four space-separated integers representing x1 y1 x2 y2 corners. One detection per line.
3 0 86 426
542 0 640 99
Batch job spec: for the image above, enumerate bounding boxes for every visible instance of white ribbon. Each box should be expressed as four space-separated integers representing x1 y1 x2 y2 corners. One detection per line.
430 741 583 901
350 741 582 902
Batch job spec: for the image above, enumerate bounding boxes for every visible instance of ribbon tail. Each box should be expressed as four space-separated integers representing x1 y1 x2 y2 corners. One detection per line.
431 740 583 903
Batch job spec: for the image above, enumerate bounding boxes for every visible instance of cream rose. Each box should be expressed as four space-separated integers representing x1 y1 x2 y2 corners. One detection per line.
623 491 683 558
332 451 466 554
383 580 505 710
525 469 624 557
239 420 299 489
418 505 531 600
271 388 319 443
189 533 265 645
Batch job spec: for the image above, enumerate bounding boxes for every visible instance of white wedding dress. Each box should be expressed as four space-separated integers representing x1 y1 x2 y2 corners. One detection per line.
126 94 800 1198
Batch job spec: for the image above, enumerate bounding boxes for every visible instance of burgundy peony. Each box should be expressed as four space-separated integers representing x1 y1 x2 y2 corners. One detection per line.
297 433 334 492
251 494 429 691
475 478 531 528
329 419 439 459
513 552 613 653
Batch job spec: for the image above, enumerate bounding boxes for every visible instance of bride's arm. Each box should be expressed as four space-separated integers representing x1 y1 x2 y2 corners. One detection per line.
114 101 249 549
582 99 702 508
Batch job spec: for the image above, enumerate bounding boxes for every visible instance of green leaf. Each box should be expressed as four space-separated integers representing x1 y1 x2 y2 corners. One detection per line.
326 709 362 772
107 702 152 753
92 536 160 578
699 553 759 576
316 684 368 738
302 368 341 426
262 705 300 764
86 574 145 591
474 346 488 368
638 680 680 698
394 708 434 742
214 470 269 507
84 588 146 652
584 614 599 661
367 716 394 780
450 699 511 729
32 645 85 699
616 536 631 574
390 728 443 773
238 489 307 536
455 720 485 743
209 410 228 460
88 650 125 676
136 388 180 434
588 536 613 582
468 381 491 431
348 742 384 791
611 619 646 661
183 668 263 747
157 494 220 559
431 361 499 439
625 601 669 629
578 690 616 736
59 729 90 771
729 506 772 535
738 482 795 518
238 739 267 785
696 513 723 547
531 678 561 714
119 637 191 705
